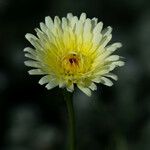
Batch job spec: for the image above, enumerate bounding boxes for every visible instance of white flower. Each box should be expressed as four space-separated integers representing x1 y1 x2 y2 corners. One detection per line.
24 13 124 96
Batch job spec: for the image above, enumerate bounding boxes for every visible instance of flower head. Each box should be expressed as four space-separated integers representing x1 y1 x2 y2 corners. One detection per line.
24 13 124 96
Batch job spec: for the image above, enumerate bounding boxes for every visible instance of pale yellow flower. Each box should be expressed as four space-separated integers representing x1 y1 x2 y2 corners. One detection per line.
24 13 124 96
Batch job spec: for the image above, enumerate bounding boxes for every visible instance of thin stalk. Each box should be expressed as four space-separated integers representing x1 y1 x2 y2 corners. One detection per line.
63 90 76 150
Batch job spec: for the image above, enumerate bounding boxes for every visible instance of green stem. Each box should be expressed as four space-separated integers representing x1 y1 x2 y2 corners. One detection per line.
63 90 76 150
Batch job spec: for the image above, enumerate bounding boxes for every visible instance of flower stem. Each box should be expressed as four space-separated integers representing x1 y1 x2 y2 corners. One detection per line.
63 90 76 150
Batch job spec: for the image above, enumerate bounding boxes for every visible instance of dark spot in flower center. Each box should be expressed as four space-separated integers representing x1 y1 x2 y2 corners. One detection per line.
69 58 78 64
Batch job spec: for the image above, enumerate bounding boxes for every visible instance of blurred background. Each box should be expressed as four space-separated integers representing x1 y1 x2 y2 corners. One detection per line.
0 0 150 150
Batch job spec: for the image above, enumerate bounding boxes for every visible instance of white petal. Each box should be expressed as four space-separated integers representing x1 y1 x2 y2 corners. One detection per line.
100 34 112 48
93 66 110 76
83 19 92 42
80 13 86 22
52 16 62 35
92 23 103 46
106 55 120 61
92 32 102 46
24 60 40 68
54 16 61 27
102 26 112 36
25 33 38 41
36 29 48 42
59 82 65 88
100 77 113 86
84 19 92 33
62 17 68 31
24 53 36 60
25 34 43 50
91 17 98 29
75 20 83 35
112 61 125 66
70 16 78 29
77 85 91 97
24 47 36 55
92 77 101 83
39 75 50 85
104 73 118 81
46 29 56 42
106 42 122 52
45 16 54 29
45 81 58 90
67 13 73 21
93 22 103 35
89 83 97 91
28 69 45 75
40 22 47 33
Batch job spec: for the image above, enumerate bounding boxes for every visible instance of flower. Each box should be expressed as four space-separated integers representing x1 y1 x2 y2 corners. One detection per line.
24 13 124 96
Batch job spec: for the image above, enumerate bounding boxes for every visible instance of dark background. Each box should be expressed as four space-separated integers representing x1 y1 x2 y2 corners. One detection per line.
0 0 150 150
